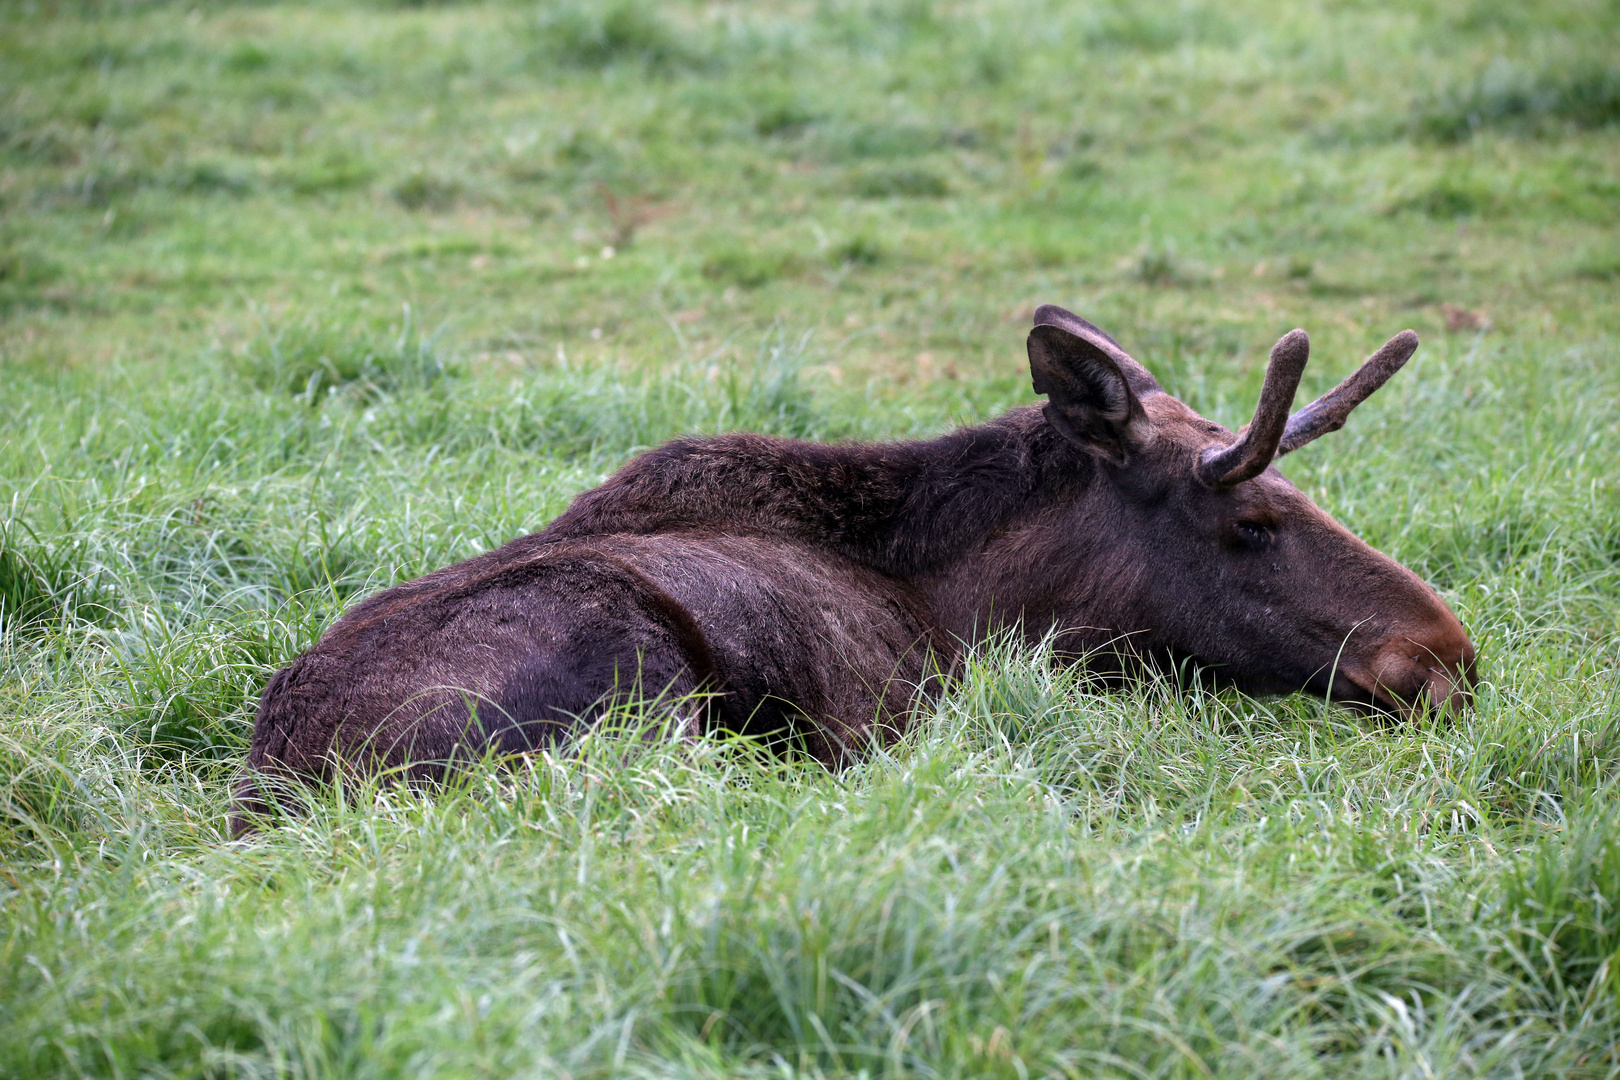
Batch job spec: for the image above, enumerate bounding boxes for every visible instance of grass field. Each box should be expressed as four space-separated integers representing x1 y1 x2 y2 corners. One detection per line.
3 0 1619 1075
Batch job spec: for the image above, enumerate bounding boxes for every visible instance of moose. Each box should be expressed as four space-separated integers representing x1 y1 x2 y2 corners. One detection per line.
231 306 1476 835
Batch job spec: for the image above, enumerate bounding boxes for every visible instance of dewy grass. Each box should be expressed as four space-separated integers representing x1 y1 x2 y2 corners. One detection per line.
2 0 1619 1075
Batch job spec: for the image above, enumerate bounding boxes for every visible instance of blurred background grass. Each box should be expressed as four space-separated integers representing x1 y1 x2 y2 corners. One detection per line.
2 1 1619 1076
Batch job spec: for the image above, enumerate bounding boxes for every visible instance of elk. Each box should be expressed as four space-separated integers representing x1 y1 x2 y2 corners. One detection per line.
230 305 1476 835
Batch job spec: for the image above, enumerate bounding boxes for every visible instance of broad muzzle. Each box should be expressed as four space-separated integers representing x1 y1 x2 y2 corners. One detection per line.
1341 611 1477 718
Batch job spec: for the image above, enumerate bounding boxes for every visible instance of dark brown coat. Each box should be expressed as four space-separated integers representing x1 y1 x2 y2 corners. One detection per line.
232 306 1475 834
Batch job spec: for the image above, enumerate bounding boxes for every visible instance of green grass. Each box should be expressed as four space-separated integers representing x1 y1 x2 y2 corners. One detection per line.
2 0 1619 1075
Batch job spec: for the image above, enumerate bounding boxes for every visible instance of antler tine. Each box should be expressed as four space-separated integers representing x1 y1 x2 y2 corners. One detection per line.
1195 329 1310 489
1276 330 1419 456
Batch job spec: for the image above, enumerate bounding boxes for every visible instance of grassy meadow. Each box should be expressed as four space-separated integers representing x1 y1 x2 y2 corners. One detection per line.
3 0 1620 1075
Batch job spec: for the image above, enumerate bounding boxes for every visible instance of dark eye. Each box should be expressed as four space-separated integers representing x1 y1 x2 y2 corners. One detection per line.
1231 521 1274 553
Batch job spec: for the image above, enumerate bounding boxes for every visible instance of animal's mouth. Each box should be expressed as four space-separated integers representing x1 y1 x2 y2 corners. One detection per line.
1318 669 1408 717
1312 658 1474 720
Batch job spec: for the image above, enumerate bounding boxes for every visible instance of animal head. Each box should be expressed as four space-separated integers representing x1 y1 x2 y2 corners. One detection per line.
1027 304 1475 717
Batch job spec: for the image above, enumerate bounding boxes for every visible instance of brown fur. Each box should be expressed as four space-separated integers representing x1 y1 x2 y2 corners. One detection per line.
231 307 1476 836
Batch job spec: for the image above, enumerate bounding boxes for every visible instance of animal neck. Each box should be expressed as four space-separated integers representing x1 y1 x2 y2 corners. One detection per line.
540 405 1096 579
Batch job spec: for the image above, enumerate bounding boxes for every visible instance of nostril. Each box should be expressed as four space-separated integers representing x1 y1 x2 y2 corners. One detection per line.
1423 664 1473 715
1366 627 1475 717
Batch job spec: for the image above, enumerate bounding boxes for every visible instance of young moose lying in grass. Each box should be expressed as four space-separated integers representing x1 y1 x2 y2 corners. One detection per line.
232 306 1476 835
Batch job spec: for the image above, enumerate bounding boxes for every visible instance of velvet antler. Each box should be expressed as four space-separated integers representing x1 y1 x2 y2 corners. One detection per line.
1195 329 1310 488
1276 330 1419 456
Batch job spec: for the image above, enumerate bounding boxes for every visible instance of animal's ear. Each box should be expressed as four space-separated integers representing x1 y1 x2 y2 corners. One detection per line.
1027 323 1151 464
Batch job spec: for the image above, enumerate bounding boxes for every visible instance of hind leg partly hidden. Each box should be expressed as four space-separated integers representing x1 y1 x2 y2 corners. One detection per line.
230 552 718 837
